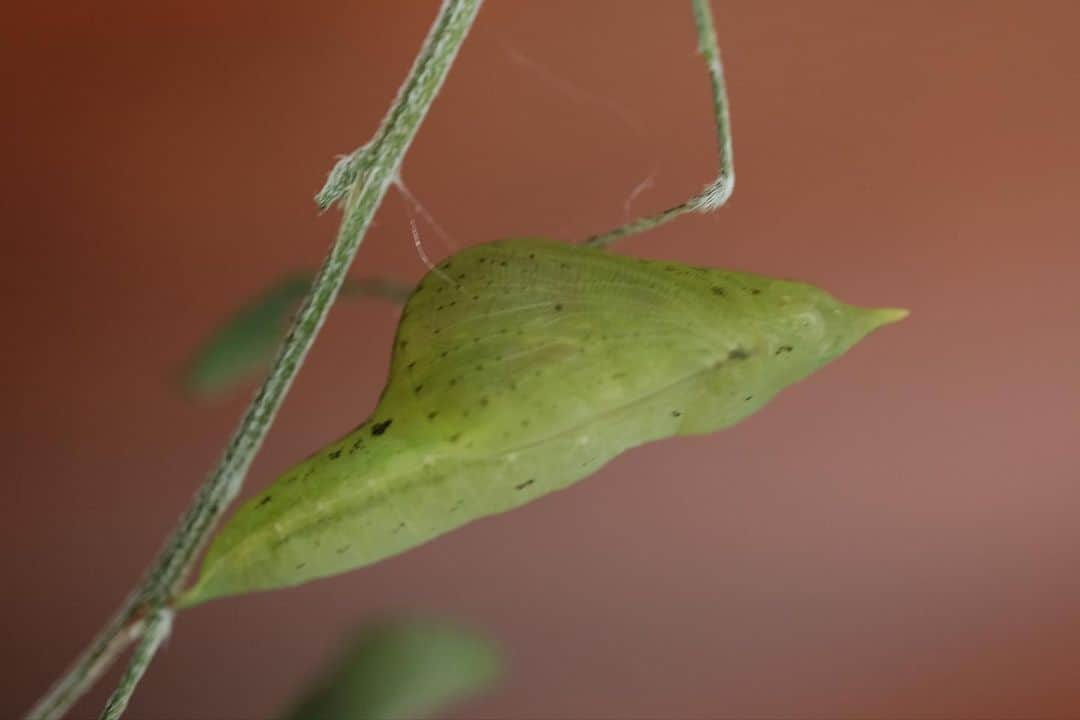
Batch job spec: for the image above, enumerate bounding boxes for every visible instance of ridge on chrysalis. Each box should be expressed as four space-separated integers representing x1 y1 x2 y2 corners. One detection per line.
179 238 905 607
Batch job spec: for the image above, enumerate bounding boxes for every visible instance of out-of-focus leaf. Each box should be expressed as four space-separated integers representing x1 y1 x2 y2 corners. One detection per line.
182 274 312 397
182 273 414 398
285 616 501 720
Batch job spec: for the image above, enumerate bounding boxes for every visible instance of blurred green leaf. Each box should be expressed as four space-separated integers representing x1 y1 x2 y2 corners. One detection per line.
182 274 312 397
285 616 501 720
182 273 413 398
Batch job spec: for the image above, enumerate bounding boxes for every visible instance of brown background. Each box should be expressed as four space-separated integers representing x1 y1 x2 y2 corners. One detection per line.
4 1 1079 718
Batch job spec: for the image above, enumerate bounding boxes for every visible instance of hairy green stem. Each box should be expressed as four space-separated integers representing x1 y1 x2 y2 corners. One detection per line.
24 2 483 719
98 609 173 720
583 0 734 249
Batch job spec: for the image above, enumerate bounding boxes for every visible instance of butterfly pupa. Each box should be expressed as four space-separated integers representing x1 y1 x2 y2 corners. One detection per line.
178 237 906 607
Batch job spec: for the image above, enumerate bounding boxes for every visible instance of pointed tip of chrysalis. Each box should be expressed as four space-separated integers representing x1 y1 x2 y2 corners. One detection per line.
173 585 206 611
818 303 908 366
848 306 907 345
870 307 909 327
174 569 231 610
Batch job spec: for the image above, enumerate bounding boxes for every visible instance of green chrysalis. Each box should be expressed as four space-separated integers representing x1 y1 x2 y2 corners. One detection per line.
179 237 905 607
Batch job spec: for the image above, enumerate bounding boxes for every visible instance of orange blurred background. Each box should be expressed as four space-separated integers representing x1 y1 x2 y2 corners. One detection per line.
5 1 1079 718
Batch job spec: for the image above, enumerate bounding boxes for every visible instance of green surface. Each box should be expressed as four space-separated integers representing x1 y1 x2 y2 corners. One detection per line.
285 617 500 720
180 238 906 606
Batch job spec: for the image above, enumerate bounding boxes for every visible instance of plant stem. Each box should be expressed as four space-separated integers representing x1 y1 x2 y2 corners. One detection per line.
24 2 483 719
583 0 734 249
98 609 173 720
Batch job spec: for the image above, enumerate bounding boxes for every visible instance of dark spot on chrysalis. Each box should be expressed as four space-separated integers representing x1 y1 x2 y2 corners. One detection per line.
351 437 364 451
336 545 351 554
480 396 490 407
413 384 423 394
449 377 458 386
329 449 342 460
393 522 406 534
427 410 438 420
515 478 536 491
671 410 682 417
371 419 393 436
407 361 416 371
751 288 762 295
528 253 536 259
457 273 466 280
450 499 464 511
295 563 306 570
554 303 563 311
728 347 751 360
776 345 794 355
399 339 408 349
521 418 530 427
440 350 449 358
449 433 461 443
500 260 508 267
560 263 569 269
256 495 272 508
711 286 727 297
472 295 480 301
744 395 754 402
476 363 484 371
433 328 441 335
